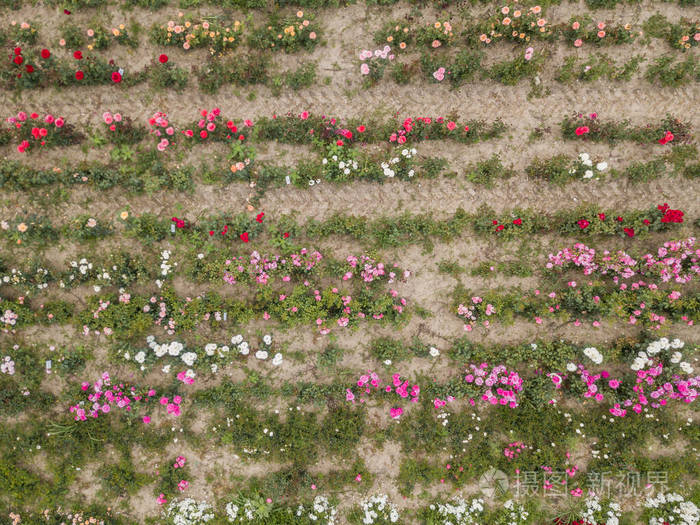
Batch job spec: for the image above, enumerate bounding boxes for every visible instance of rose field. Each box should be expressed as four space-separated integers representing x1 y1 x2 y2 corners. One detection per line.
1 0 700 523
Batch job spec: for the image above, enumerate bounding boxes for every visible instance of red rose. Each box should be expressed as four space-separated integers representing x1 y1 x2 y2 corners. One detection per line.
13 55 23 65
283 232 290 238
64 8 71 14
577 219 589 229
238 134 244 141
658 131 674 145
496 224 505 231
336 140 344 146
616 216 623 222
624 227 635 237
208 230 214 236
240 232 249 243
73 50 83 60
598 213 605 221
492 220 498 225
111 71 122 83
75 70 84 80
200 130 207 139
25 64 34 73
575 126 589 136
643 219 650 225
255 212 265 223
41 49 50 59
464 126 469 132
661 208 684 224
513 218 522 225
357 125 366 133
158 54 168 64
13 47 21 55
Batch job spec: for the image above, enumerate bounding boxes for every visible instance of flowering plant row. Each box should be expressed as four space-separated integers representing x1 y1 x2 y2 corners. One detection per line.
456 234 697 330
0 272 410 335
9 492 698 525
0 201 691 252
374 7 648 51
561 112 693 144
151 10 321 54
115 333 283 373
1 108 509 153
4 109 693 155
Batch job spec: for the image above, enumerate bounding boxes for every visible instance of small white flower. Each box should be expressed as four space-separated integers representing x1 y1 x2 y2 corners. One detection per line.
255 350 268 360
429 347 440 357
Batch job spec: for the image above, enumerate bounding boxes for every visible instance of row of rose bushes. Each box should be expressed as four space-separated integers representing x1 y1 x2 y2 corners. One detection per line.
465 146 698 187
0 145 448 192
372 12 698 51
1 109 691 154
0 265 694 336
5 12 696 56
0 227 691 300
3 10 697 57
0 203 691 249
5 42 699 93
1 141 696 195
1 0 698 13
413 49 698 88
0 278 410 336
1 109 508 151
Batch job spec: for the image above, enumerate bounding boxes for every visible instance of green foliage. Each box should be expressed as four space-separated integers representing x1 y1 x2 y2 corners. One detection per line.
645 55 698 87
150 62 189 91
465 154 513 186
488 53 543 85
98 458 152 498
284 62 317 90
